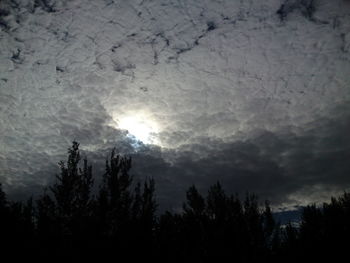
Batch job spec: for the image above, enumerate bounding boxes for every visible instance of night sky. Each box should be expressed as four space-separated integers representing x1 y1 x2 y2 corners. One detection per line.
1 0 350 212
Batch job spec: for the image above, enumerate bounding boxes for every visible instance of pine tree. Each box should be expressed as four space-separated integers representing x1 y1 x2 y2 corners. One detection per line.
263 201 276 248
49 141 94 237
183 185 205 218
0 183 6 210
0 183 9 242
36 189 58 238
206 182 228 221
97 148 133 236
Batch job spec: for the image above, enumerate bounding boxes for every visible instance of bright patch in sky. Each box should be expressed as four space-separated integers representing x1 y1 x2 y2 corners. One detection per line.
117 115 160 145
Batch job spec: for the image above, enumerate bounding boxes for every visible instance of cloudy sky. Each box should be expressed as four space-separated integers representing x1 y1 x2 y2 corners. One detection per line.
0 0 349 211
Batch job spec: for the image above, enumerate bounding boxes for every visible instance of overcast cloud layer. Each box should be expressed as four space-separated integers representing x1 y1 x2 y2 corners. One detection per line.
1 0 350 210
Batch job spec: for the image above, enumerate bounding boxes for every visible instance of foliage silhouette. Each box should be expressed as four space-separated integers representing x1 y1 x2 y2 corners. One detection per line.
0 142 349 262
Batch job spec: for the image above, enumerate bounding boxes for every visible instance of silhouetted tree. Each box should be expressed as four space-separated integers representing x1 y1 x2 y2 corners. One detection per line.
0 183 6 209
2 141 350 263
261 201 278 262
183 185 206 217
95 148 159 260
206 182 228 221
96 148 133 238
262 201 276 248
297 192 350 261
182 185 208 261
36 189 58 239
132 178 157 259
0 183 10 248
2 197 36 260
50 141 94 235
157 211 186 262
279 222 299 262
139 178 157 229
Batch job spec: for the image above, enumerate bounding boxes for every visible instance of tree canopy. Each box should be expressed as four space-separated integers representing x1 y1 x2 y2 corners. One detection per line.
0 141 349 262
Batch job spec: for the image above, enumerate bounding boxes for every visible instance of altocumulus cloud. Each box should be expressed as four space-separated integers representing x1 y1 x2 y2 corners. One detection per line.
0 0 350 210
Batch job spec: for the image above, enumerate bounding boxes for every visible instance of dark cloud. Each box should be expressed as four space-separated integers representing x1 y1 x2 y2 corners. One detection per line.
128 104 350 211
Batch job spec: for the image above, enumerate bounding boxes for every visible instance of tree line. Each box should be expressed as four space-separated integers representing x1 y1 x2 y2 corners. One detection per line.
0 141 349 262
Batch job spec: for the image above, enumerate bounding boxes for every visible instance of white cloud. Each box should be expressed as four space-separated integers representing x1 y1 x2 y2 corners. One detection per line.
0 0 349 208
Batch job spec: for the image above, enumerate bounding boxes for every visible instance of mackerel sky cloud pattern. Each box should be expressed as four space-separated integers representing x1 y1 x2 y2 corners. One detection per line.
0 0 349 210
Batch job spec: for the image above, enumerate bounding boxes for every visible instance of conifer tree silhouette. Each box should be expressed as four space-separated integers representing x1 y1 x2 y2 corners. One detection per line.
140 178 157 230
182 185 207 261
133 178 157 259
49 141 94 238
0 183 9 245
95 148 158 260
2 141 350 263
36 189 58 239
97 148 133 237
262 201 276 249
183 185 206 217
0 183 6 209
206 182 228 221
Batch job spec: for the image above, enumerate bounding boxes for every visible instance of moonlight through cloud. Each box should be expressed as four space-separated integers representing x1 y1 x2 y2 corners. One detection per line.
1 0 350 213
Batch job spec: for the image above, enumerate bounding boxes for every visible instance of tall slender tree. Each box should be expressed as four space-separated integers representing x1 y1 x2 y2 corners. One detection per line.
46 141 94 237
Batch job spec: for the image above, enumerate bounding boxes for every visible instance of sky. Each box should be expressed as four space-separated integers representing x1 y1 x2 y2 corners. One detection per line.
0 0 350 211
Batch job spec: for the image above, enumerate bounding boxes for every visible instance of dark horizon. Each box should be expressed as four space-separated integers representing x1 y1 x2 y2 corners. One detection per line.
1 141 349 262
